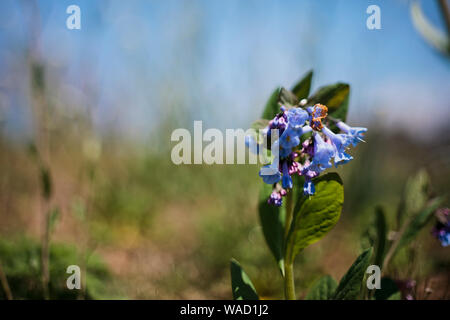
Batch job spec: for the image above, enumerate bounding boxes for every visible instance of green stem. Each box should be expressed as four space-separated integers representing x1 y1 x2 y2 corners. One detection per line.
284 262 296 300
284 191 294 239
283 191 296 300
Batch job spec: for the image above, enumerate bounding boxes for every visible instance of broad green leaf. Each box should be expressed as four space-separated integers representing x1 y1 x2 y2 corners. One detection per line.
397 197 444 250
258 183 285 275
261 87 281 120
333 247 373 300
230 258 259 300
328 91 349 131
291 70 313 100
286 173 344 263
279 88 299 108
305 275 337 300
373 206 387 268
308 83 349 113
374 277 400 300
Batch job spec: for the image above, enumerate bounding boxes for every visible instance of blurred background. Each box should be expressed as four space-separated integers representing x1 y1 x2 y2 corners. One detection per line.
0 0 449 299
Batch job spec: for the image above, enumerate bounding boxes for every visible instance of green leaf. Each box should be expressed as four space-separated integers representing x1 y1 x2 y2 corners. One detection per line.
286 173 344 263
403 169 429 220
333 247 373 300
397 197 444 250
305 275 338 300
261 87 281 120
328 91 349 126
387 292 402 300
279 88 299 108
291 70 313 101
374 277 400 300
258 183 285 275
308 83 349 113
373 206 387 268
230 258 259 300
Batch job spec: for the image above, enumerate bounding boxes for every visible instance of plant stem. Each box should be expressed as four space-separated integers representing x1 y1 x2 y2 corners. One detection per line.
0 262 13 300
438 0 450 39
283 190 296 300
284 191 294 239
284 262 296 300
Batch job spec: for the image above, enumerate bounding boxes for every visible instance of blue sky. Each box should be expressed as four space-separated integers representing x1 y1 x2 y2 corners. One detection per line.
0 0 449 141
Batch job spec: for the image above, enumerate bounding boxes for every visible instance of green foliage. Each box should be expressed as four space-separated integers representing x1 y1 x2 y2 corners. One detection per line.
261 88 281 120
0 237 112 299
307 83 349 114
374 277 400 300
279 88 299 108
230 259 259 300
397 196 444 250
305 275 337 300
382 169 445 271
333 247 373 300
291 70 313 100
286 173 344 263
400 169 429 223
258 183 286 275
373 206 387 268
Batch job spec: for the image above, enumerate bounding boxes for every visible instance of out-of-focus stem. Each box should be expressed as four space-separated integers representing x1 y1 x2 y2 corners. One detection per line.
0 263 13 300
438 0 450 38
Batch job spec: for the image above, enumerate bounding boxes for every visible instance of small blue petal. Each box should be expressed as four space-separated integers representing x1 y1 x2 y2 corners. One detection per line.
286 108 309 128
303 180 315 195
259 165 281 184
310 133 334 171
282 175 293 189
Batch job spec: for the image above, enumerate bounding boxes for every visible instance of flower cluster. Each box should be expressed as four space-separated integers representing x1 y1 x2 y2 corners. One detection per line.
432 208 450 247
248 104 367 207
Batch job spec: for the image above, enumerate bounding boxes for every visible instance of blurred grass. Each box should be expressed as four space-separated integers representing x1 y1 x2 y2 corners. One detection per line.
1 125 449 299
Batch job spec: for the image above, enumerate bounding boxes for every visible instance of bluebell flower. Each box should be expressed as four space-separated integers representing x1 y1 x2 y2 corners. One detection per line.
280 146 292 158
336 121 367 147
268 190 283 207
286 108 309 129
322 126 353 167
432 208 450 247
279 124 312 150
281 161 293 189
259 165 281 184
303 179 315 196
310 133 334 172
279 126 301 149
